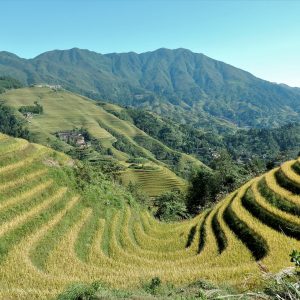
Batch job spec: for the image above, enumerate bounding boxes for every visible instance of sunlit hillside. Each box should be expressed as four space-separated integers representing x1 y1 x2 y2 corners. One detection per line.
0 134 299 299
2 86 203 196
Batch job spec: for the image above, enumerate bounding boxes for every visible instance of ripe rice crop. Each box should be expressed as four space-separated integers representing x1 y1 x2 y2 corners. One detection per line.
0 134 299 299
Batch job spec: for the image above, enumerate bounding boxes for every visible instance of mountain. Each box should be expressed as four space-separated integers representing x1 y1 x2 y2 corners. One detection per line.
1 48 300 129
0 133 299 298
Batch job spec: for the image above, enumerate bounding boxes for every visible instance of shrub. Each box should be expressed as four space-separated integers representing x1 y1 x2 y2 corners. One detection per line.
0 101 31 139
19 101 43 114
186 168 220 214
57 282 101 300
143 277 162 295
290 249 300 267
154 190 188 221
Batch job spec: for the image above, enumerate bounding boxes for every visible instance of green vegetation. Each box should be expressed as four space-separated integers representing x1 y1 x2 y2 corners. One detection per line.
121 166 186 197
0 101 31 139
4 84 300 201
186 151 247 214
2 49 300 300
187 168 219 213
126 108 300 175
154 190 188 221
2 86 203 197
19 101 43 114
1 48 300 129
290 249 300 267
57 273 300 299
56 279 243 300
0 76 22 94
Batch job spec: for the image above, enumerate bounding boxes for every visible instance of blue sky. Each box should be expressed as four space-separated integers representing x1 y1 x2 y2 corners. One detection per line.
1 0 300 86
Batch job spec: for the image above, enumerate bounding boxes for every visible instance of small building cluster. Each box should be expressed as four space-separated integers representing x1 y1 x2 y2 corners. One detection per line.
56 131 87 148
33 84 62 90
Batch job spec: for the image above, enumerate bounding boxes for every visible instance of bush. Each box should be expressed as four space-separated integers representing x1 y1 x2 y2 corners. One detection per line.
127 181 151 206
186 168 220 214
0 101 31 139
19 101 43 114
263 273 300 300
290 249 300 267
154 190 188 221
57 282 101 300
143 277 162 295
0 76 23 94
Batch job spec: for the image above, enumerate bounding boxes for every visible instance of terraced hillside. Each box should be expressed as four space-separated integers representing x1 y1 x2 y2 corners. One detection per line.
120 166 186 197
0 134 299 299
2 86 203 196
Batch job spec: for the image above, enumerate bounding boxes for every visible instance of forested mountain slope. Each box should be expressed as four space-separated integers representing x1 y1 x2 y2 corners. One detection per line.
1 48 300 129
123 108 300 168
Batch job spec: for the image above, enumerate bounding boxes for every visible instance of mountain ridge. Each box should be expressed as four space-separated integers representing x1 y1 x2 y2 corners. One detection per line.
1 47 300 128
0 47 295 87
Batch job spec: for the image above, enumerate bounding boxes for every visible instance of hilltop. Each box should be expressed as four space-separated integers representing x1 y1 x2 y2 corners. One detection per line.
1 48 300 129
0 133 299 299
1 86 204 196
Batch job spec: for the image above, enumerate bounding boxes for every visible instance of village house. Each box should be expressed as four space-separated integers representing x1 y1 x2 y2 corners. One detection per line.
56 131 87 148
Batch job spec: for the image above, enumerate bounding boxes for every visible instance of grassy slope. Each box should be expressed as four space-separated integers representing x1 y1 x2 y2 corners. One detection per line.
2 87 203 196
0 134 299 299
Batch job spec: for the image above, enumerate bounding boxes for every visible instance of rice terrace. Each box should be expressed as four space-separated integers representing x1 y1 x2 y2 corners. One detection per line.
0 133 299 299
1 1 300 299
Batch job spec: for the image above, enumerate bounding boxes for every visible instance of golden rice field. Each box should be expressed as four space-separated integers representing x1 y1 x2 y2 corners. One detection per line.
120 165 186 197
0 133 299 299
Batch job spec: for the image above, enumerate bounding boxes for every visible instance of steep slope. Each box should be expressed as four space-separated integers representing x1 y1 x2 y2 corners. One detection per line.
1 48 300 128
0 134 299 299
2 86 202 196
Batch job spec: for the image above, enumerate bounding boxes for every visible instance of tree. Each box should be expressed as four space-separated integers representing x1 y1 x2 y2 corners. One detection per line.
186 168 220 214
19 101 43 114
0 102 31 140
127 181 151 207
154 190 188 221
210 150 244 193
